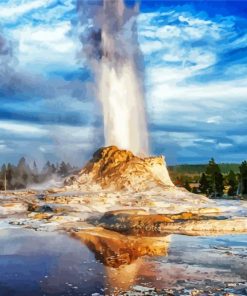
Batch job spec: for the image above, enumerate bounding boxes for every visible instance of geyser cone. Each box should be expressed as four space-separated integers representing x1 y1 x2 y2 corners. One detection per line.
65 146 174 191
80 0 149 155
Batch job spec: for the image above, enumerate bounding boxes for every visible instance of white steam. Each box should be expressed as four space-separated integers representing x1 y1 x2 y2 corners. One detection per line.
79 0 149 155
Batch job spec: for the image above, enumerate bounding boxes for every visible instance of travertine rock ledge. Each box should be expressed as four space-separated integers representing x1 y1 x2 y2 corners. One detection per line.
94 210 247 236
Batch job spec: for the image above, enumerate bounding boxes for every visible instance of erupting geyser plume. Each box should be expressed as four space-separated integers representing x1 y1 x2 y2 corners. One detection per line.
78 0 149 155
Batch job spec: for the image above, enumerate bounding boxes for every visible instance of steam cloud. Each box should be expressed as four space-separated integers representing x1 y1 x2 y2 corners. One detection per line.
78 0 149 155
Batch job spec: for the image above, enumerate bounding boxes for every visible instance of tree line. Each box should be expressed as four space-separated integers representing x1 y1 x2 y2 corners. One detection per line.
169 163 240 175
174 158 247 198
0 158 78 190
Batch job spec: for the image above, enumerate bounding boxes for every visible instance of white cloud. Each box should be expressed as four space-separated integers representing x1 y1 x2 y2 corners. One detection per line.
167 132 198 148
0 0 53 20
39 146 47 153
0 121 47 136
138 8 247 163
0 144 12 152
145 57 247 127
229 135 247 145
0 2 246 164
12 22 79 72
206 116 222 124
178 15 213 26
217 143 233 149
141 40 164 54
1 0 79 74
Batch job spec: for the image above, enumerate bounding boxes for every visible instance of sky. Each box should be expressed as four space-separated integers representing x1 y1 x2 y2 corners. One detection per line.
0 0 247 166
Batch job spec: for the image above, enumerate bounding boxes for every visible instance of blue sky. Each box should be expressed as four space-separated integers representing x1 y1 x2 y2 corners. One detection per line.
0 0 247 166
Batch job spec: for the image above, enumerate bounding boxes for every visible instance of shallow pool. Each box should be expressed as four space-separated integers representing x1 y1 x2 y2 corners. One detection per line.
0 228 246 295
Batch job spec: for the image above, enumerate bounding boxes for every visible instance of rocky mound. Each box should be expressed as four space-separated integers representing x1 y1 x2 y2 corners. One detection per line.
65 146 174 191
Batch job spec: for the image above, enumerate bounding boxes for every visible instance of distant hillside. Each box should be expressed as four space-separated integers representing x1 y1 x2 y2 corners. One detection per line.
168 163 240 175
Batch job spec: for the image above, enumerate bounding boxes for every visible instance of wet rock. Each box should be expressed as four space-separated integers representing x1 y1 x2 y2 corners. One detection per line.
133 285 155 292
0 202 28 215
94 210 247 236
38 205 54 213
28 204 53 213
28 212 53 220
104 209 149 216
36 193 45 200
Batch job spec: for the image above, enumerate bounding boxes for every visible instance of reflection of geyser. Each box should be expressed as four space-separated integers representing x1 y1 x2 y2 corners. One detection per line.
72 228 170 294
79 0 149 155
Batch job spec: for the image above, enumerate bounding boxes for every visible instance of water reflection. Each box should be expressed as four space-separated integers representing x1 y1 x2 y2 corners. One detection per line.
0 228 246 296
72 227 171 294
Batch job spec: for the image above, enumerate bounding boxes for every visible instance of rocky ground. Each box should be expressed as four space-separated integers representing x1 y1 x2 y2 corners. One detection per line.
0 147 247 295
1 185 247 236
121 283 247 296
0 147 247 236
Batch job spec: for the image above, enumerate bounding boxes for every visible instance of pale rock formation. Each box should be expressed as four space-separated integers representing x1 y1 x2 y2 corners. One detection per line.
65 146 174 191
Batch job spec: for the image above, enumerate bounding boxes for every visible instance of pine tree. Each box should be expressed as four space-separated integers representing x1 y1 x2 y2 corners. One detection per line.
215 171 224 196
6 163 13 189
32 161 38 175
205 158 224 198
51 164 57 174
1 158 74 189
58 161 69 177
227 170 237 196
0 164 7 190
199 173 209 194
42 161 52 175
239 161 247 195
16 157 31 188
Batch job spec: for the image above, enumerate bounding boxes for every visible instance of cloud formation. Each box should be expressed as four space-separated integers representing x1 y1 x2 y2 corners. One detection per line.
138 3 247 163
0 0 247 165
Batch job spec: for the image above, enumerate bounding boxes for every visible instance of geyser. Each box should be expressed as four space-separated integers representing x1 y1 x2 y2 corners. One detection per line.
79 0 149 155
